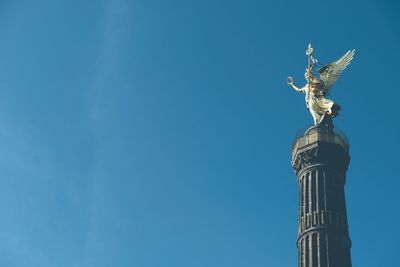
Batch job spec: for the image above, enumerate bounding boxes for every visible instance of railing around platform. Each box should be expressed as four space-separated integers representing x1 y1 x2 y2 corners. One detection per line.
292 125 349 160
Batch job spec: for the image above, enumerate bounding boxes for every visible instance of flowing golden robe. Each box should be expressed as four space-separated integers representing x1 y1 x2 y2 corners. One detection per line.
301 82 340 124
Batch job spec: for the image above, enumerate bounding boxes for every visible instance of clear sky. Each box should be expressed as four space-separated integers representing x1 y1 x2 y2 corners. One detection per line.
0 0 399 266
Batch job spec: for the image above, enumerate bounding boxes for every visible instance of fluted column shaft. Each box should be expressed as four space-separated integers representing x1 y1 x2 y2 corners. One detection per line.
292 126 351 267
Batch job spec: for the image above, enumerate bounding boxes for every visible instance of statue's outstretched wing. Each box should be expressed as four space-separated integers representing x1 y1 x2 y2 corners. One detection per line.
318 49 355 92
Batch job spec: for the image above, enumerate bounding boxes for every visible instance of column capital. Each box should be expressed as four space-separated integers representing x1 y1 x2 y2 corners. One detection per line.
292 125 350 176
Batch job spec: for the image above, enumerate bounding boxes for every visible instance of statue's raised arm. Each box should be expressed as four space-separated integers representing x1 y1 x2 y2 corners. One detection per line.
287 44 355 126
287 76 306 93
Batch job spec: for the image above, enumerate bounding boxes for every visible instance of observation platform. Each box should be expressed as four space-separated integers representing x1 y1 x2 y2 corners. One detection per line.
291 124 349 165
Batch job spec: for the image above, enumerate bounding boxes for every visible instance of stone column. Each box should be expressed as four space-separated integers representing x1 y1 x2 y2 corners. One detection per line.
292 124 352 267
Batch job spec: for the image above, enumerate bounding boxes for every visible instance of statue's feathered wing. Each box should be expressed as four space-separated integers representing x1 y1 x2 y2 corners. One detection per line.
318 49 355 93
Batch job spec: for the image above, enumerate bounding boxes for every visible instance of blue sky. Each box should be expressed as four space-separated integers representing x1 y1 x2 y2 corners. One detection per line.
0 0 399 266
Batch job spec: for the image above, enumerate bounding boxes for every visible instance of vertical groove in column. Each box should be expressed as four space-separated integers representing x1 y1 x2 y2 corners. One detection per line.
312 234 317 267
305 236 309 267
326 232 330 267
318 169 323 226
304 172 309 229
320 232 326 267
301 174 305 217
311 170 316 226
298 178 303 230
315 169 319 213
340 183 347 227
302 174 306 225
309 234 312 267
308 171 312 221
323 170 327 212
302 238 306 267
317 233 321 267
298 240 301 267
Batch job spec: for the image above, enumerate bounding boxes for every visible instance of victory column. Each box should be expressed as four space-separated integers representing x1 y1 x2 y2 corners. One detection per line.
288 44 355 267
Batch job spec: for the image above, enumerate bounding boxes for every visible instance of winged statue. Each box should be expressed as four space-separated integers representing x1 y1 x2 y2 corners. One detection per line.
288 44 355 125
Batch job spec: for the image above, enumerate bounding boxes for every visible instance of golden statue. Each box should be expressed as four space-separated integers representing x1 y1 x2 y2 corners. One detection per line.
288 44 355 125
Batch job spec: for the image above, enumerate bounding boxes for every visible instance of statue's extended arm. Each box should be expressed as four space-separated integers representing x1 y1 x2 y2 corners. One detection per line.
287 76 305 93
